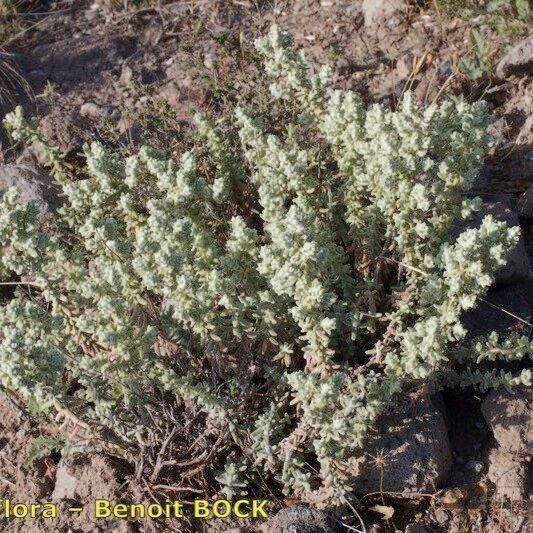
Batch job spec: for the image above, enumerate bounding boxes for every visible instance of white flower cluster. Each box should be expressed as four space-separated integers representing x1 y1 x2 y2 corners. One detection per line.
0 25 530 505
235 108 355 372
0 300 66 410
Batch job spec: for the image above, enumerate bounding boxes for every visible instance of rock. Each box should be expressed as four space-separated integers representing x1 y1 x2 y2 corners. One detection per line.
120 65 134 87
470 164 492 195
15 145 44 166
0 164 59 214
261 506 336 533
80 102 103 118
362 0 405 27
336 57 354 76
516 183 533 222
453 202 529 287
26 69 47 87
80 102 117 120
347 394 452 494
49 452 132 531
433 481 489 512
207 521 252 533
405 524 429 533
142 20 163 47
465 459 484 474
117 116 143 146
434 510 449 525
461 282 532 340
32 34 137 86
481 385 533 456
395 54 413 81
496 35 533 78
445 388 521 490
203 52 216 70
84 7 99 21
52 461 79 501
38 110 88 156
516 114 533 146
158 75 209 121
486 446 528 500
139 67 158 85
437 60 453 80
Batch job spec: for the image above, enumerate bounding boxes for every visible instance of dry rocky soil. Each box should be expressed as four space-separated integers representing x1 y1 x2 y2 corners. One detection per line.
0 1 532 532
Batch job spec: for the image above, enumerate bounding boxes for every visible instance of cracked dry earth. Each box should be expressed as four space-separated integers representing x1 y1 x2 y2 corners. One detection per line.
0 1 532 532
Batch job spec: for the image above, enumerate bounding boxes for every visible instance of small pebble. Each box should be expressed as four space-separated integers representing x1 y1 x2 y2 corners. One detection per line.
26 69 47 86
434 510 448 524
387 16 400 28
80 102 103 118
466 460 484 474
85 9 98 21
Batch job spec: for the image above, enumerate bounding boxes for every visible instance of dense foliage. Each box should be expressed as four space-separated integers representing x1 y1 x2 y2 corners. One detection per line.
0 26 531 506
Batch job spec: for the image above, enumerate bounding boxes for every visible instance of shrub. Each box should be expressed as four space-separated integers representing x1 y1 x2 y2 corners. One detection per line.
1 25 531 507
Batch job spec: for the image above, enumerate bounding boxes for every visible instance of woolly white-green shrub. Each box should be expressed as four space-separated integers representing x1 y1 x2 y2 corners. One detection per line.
0 26 531 506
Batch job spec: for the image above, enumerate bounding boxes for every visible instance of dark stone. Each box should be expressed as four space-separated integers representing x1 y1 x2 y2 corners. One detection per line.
263 506 337 533
405 524 429 533
38 110 89 156
486 445 528 500
461 282 532 340
443 389 489 485
31 35 137 86
481 386 533 457
347 394 452 494
516 184 533 222
26 69 47 87
496 35 533 78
